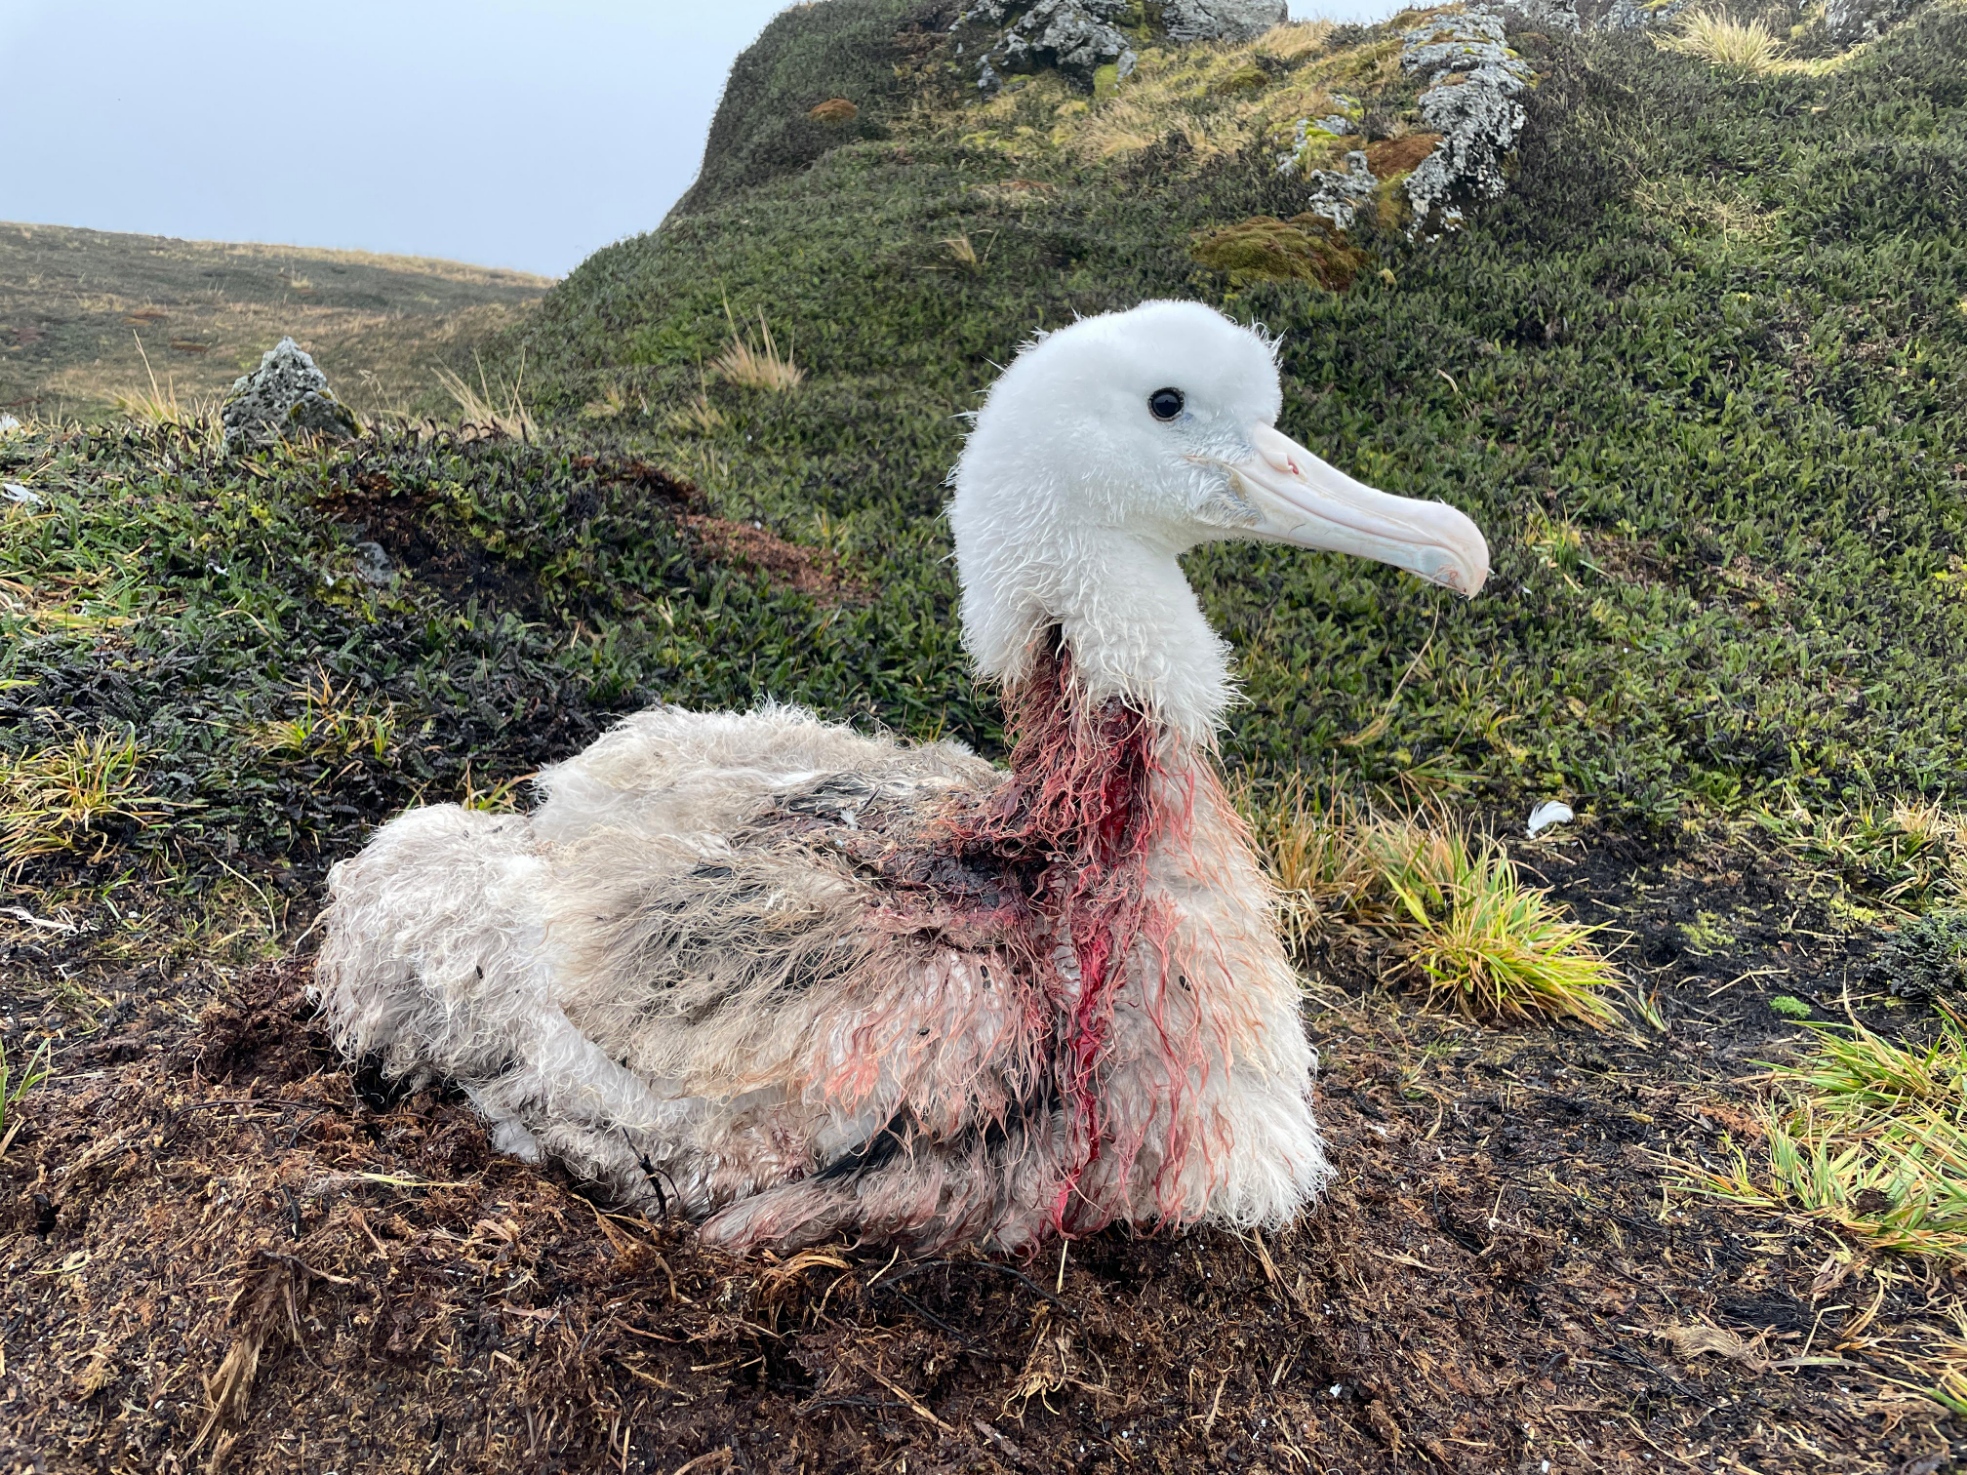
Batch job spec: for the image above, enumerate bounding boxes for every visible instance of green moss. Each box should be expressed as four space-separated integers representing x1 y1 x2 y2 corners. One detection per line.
1190 215 1369 288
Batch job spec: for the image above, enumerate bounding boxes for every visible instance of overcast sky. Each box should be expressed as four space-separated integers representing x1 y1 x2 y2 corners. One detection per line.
0 0 1409 278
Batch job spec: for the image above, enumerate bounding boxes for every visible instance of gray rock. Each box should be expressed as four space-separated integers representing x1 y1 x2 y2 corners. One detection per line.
1601 0 1691 29
966 0 1136 88
351 540 397 589
1500 0 1580 30
1826 0 1923 43
1304 151 1380 229
1398 5 1530 237
1161 0 1289 43
222 337 360 451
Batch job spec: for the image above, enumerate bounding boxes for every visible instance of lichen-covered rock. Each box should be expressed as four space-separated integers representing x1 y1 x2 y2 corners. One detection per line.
1501 0 1581 30
965 0 1136 90
1826 0 1924 43
1161 0 1289 43
1602 0 1691 29
1274 96 1361 174
1303 151 1380 230
962 0 1285 91
1398 5 1530 237
222 338 359 451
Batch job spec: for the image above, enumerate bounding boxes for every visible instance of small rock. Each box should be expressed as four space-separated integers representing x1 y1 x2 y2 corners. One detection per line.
351 541 396 588
965 0 1136 89
221 337 360 451
1825 0 1924 44
1303 151 1380 230
1161 0 1288 43
1602 0 1690 28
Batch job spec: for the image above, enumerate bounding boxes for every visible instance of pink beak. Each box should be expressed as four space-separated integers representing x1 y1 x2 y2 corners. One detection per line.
1229 423 1490 598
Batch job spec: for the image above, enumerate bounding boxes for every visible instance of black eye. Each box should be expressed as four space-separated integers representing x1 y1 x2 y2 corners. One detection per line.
1148 387 1185 422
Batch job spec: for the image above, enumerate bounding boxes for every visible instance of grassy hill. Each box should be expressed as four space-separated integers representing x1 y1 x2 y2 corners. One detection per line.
4 3 1967 1470
0 222 551 421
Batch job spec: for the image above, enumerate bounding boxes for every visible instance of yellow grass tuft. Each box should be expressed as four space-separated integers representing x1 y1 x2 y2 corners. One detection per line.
255 670 398 763
1692 1015 1967 1261
1256 786 1622 1028
712 307 805 393
115 332 219 434
1 728 169 865
1656 9 1790 75
434 351 537 439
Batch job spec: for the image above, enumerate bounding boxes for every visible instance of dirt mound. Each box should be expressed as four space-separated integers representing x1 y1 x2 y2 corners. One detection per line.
2 957 1955 1472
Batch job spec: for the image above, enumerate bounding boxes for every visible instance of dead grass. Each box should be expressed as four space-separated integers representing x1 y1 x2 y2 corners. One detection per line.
0 728 169 866
711 306 805 393
113 333 220 439
963 20 1367 168
1256 786 1622 1028
434 352 538 439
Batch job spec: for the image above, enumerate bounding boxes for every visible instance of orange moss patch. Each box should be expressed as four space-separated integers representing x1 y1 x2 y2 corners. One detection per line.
808 97 860 124
1365 132 1444 178
680 514 860 602
1189 214 1369 289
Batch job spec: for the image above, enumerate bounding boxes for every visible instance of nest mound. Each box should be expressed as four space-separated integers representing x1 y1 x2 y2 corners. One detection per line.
2 960 1949 1472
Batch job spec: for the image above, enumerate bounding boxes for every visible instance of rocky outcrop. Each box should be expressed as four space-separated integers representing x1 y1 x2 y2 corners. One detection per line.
1303 151 1380 230
1161 0 1288 43
1399 6 1531 236
221 338 360 451
1602 0 1691 29
964 0 1136 89
961 0 1287 90
1826 0 1924 43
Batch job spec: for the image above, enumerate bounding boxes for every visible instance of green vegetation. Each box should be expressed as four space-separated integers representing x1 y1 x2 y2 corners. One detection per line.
485 1 1967 835
1697 1015 1967 1260
0 1033 52 1153
1261 791 1622 1025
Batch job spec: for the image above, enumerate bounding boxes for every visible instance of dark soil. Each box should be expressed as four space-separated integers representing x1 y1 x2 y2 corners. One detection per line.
4 845 1959 1474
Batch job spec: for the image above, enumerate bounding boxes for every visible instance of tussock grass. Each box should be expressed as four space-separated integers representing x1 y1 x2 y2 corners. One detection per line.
1655 9 1790 75
712 308 804 392
1 728 168 865
1256 788 1622 1028
115 333 218 437
434 352 537 439
1694 1015 1967 1260
1760 801 1967 910
0 1034 53 1155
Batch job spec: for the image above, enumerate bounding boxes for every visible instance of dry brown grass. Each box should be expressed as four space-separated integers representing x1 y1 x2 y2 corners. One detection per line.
434 352 538 439
0 728 169 865
712 307 805 393
0 221 549 422
1655 9 1791 75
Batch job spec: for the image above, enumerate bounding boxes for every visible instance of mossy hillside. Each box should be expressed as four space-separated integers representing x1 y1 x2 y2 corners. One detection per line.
0 424 974 908
498 6 1967 827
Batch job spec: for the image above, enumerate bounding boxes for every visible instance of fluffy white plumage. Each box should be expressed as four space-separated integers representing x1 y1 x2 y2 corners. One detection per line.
315 300 1488 1254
